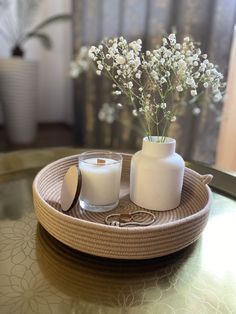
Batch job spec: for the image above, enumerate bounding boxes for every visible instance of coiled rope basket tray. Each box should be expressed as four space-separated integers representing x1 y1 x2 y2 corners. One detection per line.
33 153 213 260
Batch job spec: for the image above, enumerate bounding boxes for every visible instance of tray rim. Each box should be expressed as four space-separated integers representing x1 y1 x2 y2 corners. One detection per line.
33 153 212 233
1 146 235 198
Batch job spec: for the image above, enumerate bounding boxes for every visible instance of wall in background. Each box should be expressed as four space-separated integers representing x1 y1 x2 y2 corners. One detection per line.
0 0 73 125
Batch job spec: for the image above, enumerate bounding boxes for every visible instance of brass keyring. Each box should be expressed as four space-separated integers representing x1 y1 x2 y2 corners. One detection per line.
105 211 156 227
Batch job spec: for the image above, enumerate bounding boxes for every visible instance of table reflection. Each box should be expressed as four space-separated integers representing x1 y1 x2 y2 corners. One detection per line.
36 224 198 311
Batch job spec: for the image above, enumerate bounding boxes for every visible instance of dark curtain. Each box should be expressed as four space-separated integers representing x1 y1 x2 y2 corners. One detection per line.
72 0 236 164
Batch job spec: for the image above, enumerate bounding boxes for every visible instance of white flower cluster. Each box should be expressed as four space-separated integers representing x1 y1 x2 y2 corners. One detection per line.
98 103 116 124
70 47 89 78
89 37 142 85
143 34 224 104
72 34 225 138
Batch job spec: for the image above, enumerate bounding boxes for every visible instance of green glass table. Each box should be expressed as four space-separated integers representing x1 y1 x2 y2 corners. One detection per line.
0 148 236 314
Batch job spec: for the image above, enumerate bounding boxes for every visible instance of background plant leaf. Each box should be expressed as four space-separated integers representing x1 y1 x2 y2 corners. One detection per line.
26 32 52 49
27 14 71 34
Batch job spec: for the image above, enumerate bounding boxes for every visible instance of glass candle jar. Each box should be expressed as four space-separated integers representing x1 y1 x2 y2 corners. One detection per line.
79 151 123 212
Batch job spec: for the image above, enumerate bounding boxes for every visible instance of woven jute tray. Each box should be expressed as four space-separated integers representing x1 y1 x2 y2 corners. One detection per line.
33 153 212 260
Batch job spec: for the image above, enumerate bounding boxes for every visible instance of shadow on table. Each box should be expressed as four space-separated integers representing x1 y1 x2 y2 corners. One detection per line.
36 224 199 308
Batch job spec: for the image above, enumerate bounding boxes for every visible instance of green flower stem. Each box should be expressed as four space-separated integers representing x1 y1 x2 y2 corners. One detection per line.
156 120 160 136
105 68 151 136
161 120 170 143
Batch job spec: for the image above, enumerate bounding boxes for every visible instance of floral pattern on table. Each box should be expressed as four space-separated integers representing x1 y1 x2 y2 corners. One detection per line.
0 213 71 314
0 213 37 265
0 262 70 314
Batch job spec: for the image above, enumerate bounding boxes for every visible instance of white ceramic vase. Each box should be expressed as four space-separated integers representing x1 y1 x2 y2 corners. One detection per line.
0 58 38 144
130 136 184 211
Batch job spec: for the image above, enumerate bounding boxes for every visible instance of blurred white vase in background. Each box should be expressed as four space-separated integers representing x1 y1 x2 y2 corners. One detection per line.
0 58 38 144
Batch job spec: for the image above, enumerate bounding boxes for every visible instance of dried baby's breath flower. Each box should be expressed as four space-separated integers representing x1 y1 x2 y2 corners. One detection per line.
98 103 116 124
192 107 201 115
71 34 226 141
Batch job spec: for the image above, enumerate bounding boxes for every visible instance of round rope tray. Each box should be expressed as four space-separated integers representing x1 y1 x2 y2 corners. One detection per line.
33 153 212 260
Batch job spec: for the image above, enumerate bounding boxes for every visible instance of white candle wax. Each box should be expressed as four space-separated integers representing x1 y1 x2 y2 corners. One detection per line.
79 158 122 205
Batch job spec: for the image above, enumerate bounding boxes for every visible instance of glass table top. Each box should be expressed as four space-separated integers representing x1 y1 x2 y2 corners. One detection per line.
0 148 236 314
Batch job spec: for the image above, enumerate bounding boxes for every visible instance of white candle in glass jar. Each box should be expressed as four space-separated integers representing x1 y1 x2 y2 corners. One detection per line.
79 157 122 206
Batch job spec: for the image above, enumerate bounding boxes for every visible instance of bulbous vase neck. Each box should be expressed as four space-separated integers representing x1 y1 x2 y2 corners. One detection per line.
142 136 176 158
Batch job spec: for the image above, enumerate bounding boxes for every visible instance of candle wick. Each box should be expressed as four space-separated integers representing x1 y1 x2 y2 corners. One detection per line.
97 158 106 165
